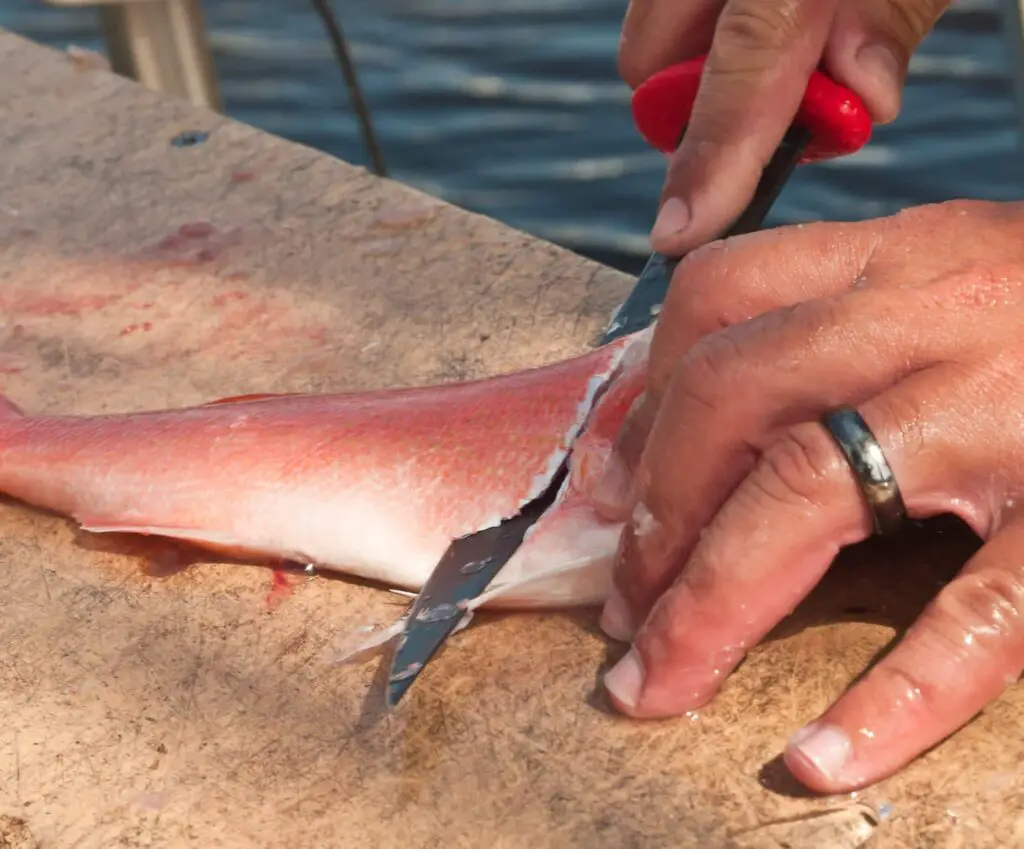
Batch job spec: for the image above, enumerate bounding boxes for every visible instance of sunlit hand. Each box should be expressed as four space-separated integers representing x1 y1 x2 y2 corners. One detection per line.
618 0 950 254
594 199 1024 792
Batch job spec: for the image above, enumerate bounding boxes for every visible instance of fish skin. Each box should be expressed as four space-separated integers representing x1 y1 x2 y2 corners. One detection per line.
0 330 650 602
469 339 649 610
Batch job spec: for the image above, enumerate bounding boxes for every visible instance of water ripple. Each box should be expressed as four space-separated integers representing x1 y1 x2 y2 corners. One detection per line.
2 0 1021 273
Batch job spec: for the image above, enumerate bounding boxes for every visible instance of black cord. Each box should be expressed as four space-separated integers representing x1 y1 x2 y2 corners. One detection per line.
310 0 389 177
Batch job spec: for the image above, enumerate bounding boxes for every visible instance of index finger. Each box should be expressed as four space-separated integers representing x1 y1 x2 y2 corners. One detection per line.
651 0 838 255
618 0 722 89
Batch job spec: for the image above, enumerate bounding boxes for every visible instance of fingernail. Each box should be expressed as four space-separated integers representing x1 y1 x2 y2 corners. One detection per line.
854 42 900 89
604 647 644 708
786 723 853 781
650 197 689 246
590 450 632 515
599 586 636 642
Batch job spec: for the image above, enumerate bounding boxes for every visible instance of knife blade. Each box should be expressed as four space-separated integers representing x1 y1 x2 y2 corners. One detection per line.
602 123 809 343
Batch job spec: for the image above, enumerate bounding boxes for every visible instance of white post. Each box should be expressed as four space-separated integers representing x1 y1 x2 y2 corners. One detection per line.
43 0 221 112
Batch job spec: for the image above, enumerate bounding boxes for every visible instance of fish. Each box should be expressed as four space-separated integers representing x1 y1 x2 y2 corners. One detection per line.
0 328 652 656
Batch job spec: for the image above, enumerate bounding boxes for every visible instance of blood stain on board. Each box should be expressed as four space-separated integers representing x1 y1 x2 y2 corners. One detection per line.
131 222 242 267
0 325 30 374
154 234 186 252
4 293 121 317
219 303 275 347
119 322 153 337
0 355 27 374
230 170 258 183
178 221 216 239
265 568 296 610
212 290 248 308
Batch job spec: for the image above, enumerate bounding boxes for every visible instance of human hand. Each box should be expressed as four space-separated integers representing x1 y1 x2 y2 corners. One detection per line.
593 199 1024 792
618 0 950 255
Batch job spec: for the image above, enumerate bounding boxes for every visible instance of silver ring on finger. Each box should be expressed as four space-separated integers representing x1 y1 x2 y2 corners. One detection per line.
820 405 908 536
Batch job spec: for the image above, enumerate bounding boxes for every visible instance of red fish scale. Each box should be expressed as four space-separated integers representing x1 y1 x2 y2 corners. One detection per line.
0 335 640 577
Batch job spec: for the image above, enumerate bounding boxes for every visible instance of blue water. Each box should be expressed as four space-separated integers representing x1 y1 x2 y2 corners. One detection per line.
3 0 1022 273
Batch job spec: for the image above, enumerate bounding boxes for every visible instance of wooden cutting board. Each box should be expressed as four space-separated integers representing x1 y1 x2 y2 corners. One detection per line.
0 29 1019 849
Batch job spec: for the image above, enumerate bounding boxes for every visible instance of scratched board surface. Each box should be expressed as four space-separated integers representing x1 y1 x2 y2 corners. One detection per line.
1 0 1021 274
1 30 1023 849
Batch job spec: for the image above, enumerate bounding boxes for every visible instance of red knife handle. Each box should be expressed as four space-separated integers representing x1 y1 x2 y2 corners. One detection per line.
631 55 873 163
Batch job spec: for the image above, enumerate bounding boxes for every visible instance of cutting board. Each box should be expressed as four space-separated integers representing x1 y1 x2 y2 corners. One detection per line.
0 30 1020 849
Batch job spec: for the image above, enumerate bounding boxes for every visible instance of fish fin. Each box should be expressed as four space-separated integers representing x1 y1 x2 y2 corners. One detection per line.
326 608 475 668
467 556 613 611
201 392 303 406
328 617 407 666
452 609 474 635
73 529 205 577
76 519 277 561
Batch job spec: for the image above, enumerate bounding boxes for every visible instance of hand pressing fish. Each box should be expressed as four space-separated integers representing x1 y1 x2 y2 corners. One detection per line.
0 328 651 657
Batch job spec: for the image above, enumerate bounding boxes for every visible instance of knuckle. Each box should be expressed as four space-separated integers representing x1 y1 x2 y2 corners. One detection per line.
643 258 715 401
867 660 940 716
617 393 658 469
681 238 730 273
863 390 926 467
639 570 703 654
883 200 950 234
616 0 668 88
783 295 850 345
655 247 735 342
714 0 805 64
912 260 1024 320
875 0 948 51
869 569 1024 714
671 329 745 414
616 54 640 90
932 570 1024 650
613 501 686 612
616 37 649 90
616 0 647 87
659 230 844 362
752 423 841 509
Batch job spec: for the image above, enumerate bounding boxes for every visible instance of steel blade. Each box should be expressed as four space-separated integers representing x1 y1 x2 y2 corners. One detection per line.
385 470 564 706
600 251 677 344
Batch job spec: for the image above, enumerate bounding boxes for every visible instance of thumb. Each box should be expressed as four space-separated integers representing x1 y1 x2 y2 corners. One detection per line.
825 0 952 124
650 0 839 257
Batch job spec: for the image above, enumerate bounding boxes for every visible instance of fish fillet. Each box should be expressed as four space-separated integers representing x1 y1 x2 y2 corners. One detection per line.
0 330 650 624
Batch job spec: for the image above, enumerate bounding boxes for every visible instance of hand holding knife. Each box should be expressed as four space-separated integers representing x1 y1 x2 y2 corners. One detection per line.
386 55 873 706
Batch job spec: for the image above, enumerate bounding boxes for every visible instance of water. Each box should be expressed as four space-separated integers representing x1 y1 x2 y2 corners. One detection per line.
3 0 1022 273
